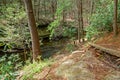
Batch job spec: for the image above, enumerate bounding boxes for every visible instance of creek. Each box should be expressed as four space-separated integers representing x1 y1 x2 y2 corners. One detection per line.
0 38 67 61
41 38 67 59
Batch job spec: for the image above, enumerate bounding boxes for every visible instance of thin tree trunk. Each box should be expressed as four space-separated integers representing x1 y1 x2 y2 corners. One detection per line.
51 0 55 20
3 0 6 5
51 0 57 20
90 0 94 15
35 1 39 21
38 0 41 20
24 0 41 61
44 0 46 17
113 0 118 36
77 0 84 43
63 10 65 24
77 0 81 42
80 0 84 42
20 0 23 5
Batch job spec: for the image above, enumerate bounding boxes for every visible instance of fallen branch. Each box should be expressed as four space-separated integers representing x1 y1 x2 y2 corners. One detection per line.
89 43 120 57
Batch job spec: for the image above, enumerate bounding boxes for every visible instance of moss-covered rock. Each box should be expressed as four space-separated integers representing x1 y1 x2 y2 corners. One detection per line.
55 52 95 80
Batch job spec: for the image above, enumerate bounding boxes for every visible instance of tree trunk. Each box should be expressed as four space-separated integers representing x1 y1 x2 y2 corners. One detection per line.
113 0 118 36
77 0 84 43
80 0 84 42
44 0 46 17
89 43 120 57
23 0 41 61
90 0 94 15
38 0 41 20
3 0 6 5
77 0 81 42
63 10 65 24
51 0 57 20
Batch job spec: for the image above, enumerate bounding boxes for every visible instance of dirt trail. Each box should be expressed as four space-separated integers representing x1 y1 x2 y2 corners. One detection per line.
34 47 120 80
34 33 120 80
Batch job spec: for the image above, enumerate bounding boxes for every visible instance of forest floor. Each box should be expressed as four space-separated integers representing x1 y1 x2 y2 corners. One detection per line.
33 32 120 80
96 32 120 51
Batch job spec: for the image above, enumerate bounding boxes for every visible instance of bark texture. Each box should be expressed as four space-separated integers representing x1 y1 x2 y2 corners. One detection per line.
77 0 84 42
113 0 118 36
24 0 41 61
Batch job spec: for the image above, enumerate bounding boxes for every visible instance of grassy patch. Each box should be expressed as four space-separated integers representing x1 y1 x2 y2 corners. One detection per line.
20 59 53 80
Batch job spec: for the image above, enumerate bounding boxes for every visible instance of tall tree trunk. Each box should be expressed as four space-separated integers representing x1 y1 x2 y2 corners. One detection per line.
77 0 81 42
44 0 46 17
51 0 57 20
63 10 65 24
3 0 6 5
38 0 41 20
80 0 84 42
51 0 55 20
20 0 23 5
113 0 118 36
90 0 94 15
35 0 39 22
23 0 41 61
77 0 84 43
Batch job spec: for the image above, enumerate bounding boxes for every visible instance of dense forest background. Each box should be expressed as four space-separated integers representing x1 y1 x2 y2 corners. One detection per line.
0 0 120 48
0 0 120 80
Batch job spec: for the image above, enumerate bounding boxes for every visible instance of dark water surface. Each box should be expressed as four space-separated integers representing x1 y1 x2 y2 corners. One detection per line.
41 39 67 59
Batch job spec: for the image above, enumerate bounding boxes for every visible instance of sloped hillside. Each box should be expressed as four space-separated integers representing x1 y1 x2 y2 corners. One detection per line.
32 37 120 80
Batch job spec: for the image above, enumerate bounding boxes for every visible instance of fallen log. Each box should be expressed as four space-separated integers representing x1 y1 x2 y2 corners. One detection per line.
89 43 120 57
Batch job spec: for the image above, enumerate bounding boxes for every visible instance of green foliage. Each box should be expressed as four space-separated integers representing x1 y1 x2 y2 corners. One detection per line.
0 54 23 80
48 0 72 38
0 26 6 37
0 1 31 49
66 43 75 52
0 40 16 52
48 19 60 38
85 26 100 40
63 27 77 39
20 59 53 80
0 41 17 52
85 0 114 39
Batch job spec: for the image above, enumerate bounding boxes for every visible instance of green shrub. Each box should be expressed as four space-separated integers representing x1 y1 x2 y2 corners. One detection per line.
63 26 77 39
0 54 23 80
85 26 99 40
0 1 29 49
48 0 72 39
66 43 76 52
85 0 114 39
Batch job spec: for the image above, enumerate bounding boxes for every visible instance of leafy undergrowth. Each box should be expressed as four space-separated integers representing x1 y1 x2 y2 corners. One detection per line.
17 59 53 80
0 54 23 80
